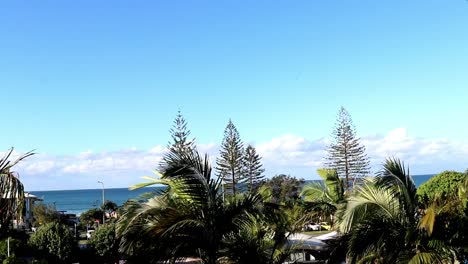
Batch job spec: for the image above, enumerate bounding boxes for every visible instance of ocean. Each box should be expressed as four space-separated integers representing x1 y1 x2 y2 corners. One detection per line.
28 174 435 215
29 187 162 215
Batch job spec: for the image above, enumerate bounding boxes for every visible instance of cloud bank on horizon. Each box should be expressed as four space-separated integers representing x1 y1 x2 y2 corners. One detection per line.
10 127 468 191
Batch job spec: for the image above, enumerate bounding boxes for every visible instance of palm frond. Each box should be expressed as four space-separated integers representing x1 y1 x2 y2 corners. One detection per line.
418 206 436 236
0 148 34 235
338 179 402 233
377 158 417 216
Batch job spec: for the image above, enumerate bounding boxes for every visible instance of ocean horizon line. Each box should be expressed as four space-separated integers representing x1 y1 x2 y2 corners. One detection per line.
27 174 435 192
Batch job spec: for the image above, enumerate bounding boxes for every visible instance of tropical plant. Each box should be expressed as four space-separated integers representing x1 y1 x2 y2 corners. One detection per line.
326 107 370 191
223 183 312 264
28 222 77 263
223 213 294 264
242 144 265 192
337 158 456 264
0 148 34 236
216 119 244 195
301 168 345 225
419 177 468 262
117 150 261 264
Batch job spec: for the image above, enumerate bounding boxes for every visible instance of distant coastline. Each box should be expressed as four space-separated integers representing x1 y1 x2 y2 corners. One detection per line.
29 174 435 215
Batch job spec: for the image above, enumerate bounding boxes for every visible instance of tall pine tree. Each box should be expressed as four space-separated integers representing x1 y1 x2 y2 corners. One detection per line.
167 110 196 155
216 120 244 196
242 144 265 192
326 107 370 191
161 110 196 174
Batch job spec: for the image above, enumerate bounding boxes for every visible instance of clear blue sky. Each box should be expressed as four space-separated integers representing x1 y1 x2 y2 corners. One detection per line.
2 1 468 190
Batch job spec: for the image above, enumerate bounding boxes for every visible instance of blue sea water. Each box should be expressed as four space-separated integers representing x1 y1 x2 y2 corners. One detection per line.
412 174 435 187
28 174 435 215
29 187 162 215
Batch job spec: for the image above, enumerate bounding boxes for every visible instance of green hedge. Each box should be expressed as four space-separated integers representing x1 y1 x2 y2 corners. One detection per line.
417 170 467 205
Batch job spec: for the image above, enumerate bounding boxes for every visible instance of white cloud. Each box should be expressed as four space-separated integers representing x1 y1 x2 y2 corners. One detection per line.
11 128 468 190
24 160 56 174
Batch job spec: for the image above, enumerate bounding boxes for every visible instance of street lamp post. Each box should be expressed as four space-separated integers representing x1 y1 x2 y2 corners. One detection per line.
97 181 105 225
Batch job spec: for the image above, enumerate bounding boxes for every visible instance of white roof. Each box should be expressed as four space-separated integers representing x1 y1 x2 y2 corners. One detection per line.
314 231 338 241
287 233 328 250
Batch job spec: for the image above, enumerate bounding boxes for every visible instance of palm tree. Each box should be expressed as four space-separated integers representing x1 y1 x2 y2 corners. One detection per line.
223 213 294 264
117 150 261 264
301 168 345 226
223 187 311 264
0 148 34 235
337 158 456 263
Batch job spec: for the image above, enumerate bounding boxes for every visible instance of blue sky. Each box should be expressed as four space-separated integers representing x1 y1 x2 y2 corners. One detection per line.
2 1 468 190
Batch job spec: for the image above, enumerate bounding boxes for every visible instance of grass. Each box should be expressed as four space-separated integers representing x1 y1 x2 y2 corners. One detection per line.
302 230 332 236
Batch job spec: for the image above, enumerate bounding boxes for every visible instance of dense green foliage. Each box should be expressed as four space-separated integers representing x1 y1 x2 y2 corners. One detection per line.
0 149 34 236
261 174 304 205
326 107 370 190
89 223 119 263
28 222 76 263
79 208 103 227
32 203 60 226
118 150 259 263
417 170 467 205
301 169 345 224
242 144 265 192
335 159 465 263
2 256 25 264
117 149 310 264
216 119 244 195
0 238 22 260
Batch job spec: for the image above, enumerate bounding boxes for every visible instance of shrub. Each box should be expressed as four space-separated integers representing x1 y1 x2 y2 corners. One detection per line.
2 256 25 264
417 170 467 205
32 203 60 226
88 223 119 263
28 222 77 263
0 237 22 259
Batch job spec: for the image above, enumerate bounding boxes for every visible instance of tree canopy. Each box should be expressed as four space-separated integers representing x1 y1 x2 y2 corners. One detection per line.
417 170 468 205
32 203 60 226
261 174 304 205
89 223 119 263
28 222 77 263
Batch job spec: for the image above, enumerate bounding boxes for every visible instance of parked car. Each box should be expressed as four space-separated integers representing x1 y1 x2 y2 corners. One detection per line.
304 223 321 231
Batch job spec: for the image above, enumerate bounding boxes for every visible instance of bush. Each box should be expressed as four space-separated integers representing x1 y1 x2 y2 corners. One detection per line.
2 256 25 264
28 222 77 263
32 203 60 226
0 237 22 259
417 170 468 205
88 223 119 263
